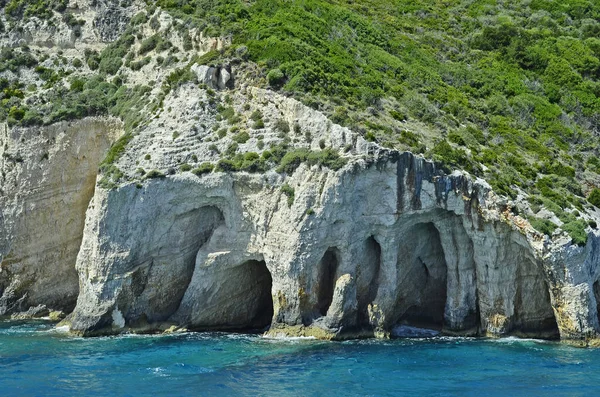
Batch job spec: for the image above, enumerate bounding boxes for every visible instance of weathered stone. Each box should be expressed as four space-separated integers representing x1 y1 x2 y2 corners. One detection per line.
0 118 122 317
54 88 600 345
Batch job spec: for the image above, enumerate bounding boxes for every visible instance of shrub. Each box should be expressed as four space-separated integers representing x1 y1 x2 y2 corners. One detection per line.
192 162 214 176
277 148 310 174
529 217 558 236
267 68 285 87
226 142 239 155
215 158 238 172
274 119 290 134
250 109 263 122
588 188 600 207
139 35 160 55
562 219 588 246
180 163 192 172
232 131 250 143
130 57 151 71
307 148 347 170
281 183 295 207
145 169 166 179
99 33 134 75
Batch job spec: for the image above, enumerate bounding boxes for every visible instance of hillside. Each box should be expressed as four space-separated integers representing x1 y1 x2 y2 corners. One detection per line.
2 1 600 343
2 0 600 243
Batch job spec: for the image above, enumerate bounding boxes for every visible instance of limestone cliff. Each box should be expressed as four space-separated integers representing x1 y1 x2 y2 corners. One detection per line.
2 2 600 347
57 84 600 345
0 118 122 317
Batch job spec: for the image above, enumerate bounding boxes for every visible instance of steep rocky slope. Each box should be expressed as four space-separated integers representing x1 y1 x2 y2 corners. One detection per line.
1 1 600 346
63 84 600 345
0 117 122 317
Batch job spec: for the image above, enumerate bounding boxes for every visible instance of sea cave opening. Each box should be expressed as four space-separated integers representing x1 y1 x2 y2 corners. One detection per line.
394 222 448 334
240 259 274 330
316 247 341 317
358 236 382 326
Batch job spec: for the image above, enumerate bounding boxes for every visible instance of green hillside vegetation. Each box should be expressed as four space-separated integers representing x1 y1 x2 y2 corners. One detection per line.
156 0 600 243
1 0 600 243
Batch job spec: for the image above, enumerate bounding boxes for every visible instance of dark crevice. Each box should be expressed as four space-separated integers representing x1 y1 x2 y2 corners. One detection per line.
358 236 381 326
316 247 340 317
395 222 448 331
594 280 600 331
244 260 274 329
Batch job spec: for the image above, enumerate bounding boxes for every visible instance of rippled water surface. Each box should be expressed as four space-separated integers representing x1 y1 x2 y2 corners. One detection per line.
1 320 599 396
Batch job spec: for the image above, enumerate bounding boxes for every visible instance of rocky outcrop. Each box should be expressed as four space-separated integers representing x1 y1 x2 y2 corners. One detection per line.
0 76 597 345
1 2 599 346
0 0 143 49
45 85 594 345
0 118 122 317
191 64 233 90
65 145 564 340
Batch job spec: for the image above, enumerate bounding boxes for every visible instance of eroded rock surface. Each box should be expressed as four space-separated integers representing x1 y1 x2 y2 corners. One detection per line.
54 87 599 345
0 118 122 316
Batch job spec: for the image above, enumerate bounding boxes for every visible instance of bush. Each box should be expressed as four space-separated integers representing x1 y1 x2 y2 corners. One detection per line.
277 148 310 174
99 33 134 75
281 184 295 207
274 119 290 134
192 162 214 176
307 148 347 170
562 219 588 246
101 134 134 170
215 158 238 172
267 68 285 87
588 188 600 207
529 217 558 236
139 35 160 55
232 131 250 143
145 169 166 179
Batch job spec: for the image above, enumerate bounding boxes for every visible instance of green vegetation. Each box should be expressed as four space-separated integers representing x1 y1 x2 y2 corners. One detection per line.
3 0 600 244
154 0 600 244
281 183 295 207
4 0 67 20
589 189 600 208
192 162 215 176
145 169 166 179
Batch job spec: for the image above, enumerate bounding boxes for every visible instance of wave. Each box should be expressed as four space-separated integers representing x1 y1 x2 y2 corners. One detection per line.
260 334 317 342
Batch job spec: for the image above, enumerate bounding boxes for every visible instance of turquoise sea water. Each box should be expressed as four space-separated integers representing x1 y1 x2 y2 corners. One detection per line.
1 320 599 396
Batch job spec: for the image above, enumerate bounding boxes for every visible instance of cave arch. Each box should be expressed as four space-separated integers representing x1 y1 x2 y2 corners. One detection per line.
315 247 341 317
182 258 274 331
393 222 448 331
239 259 274 329
357 235 382 326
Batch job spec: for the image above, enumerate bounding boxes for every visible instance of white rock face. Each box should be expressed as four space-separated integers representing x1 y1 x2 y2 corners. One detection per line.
51 87 597 344
0 118 122 316
191 64 233 90
67 149 565 339
1 68 598 344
